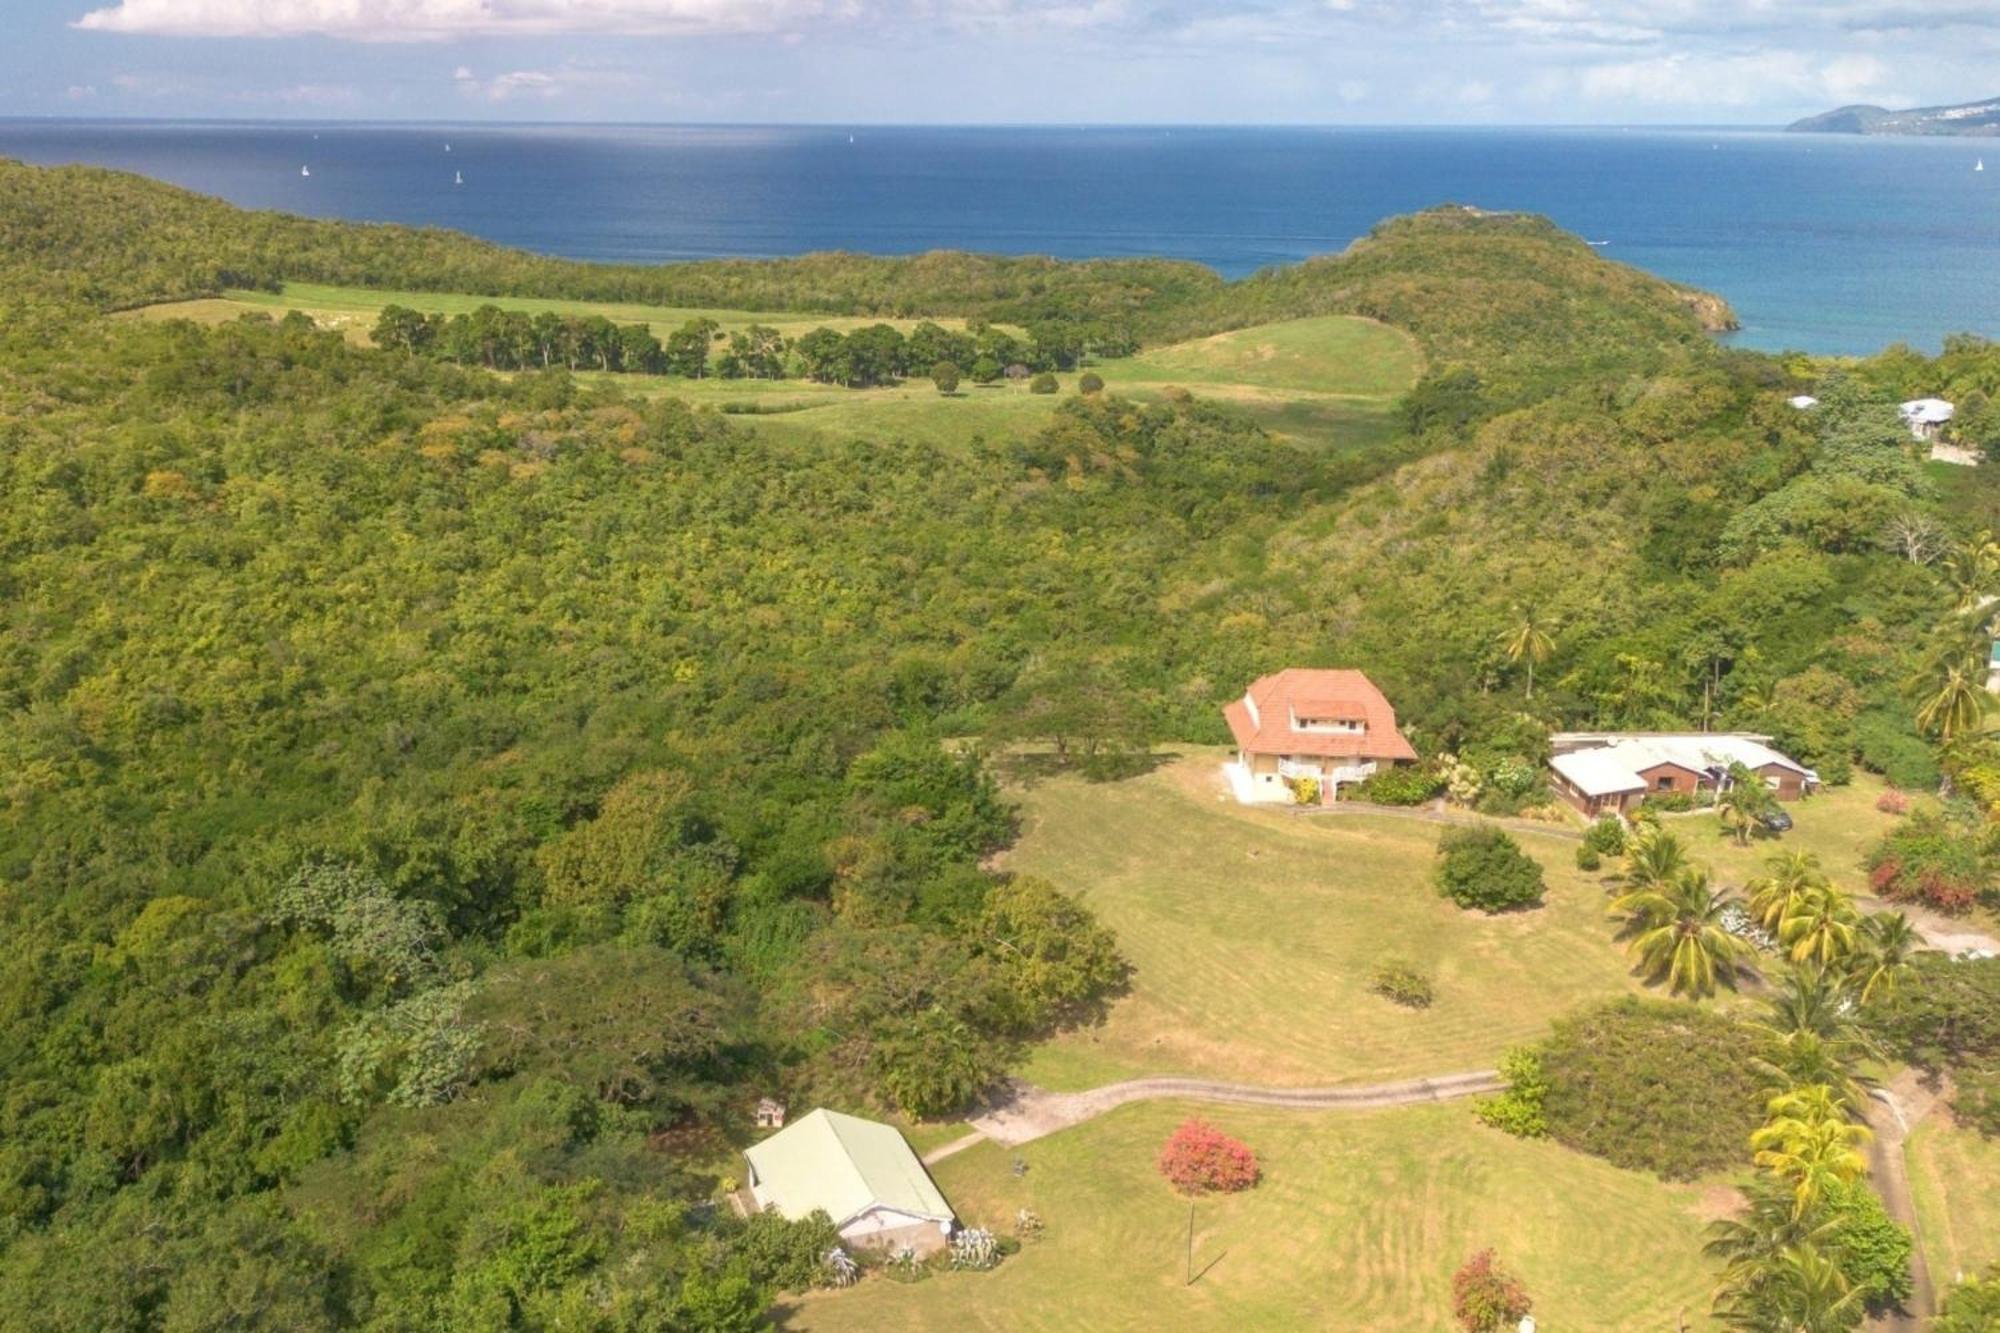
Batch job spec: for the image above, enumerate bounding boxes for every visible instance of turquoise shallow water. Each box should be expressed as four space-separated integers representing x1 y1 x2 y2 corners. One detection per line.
2 120 1996 356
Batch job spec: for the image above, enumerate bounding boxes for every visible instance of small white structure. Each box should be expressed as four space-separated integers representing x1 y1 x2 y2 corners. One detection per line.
1787 394 1820 410
1900 397 1956 441
754 1096 787 1129
744 1108 956 1255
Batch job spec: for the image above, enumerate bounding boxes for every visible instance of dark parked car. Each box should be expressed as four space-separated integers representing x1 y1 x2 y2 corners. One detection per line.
1759 808 1793 833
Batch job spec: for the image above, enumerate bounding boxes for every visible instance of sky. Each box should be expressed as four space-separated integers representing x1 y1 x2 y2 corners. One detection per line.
2 0 1998 125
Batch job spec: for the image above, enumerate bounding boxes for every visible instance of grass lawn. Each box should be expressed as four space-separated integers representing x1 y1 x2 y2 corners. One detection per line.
1000 751 1651 1090
123 290 1416 454
781 1099 1724 1332
1115 315 1421 398
1663 775 1900 897
1905 1107 2000 1289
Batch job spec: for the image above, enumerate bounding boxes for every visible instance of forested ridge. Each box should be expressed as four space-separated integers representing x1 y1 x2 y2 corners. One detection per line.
3 161 2000 1329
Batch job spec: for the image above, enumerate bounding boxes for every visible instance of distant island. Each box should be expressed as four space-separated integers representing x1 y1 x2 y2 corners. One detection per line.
1787 94 2000 136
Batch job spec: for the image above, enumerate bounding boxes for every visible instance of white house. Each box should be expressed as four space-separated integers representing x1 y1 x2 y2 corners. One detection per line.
1221 667 1418 804
1899 398 1956 441
743 1108 956 1255
1548 732 1819 817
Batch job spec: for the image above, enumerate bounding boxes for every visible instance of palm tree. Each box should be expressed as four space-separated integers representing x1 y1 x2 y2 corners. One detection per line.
1941 531 2000 613
1753 1029 1873 1113
1621 824 1688 893
1610 865 1758 999
1706 1181 1851 1327
1498 608 1555 701
1714 1242 1867 1332
1747 851 1828 935
1750 1084 1872 1217
1716 762 1778 846
1849 912 1920 1005
1778 883 1861 970
1914 656 1988 744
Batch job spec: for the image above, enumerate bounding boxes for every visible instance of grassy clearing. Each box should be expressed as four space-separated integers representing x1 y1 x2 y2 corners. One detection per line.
1116 315 1421 398
1906 1108 2000 1289
783 1099 1723 1332
1001 751 1649 1090
123 288 1416 454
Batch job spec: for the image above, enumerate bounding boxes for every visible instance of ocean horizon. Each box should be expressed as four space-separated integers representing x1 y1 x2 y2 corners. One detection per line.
5 118 1996 357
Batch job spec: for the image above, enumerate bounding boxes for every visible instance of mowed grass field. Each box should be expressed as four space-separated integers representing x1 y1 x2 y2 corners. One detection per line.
124 286 1419 454
1906 1108 2000 1289
999 751 1649 1090
782 1100 1723 1332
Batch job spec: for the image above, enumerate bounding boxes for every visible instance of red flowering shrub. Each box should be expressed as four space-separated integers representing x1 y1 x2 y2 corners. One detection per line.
1866 808 1990 914
1156 1118 1259 1194
1876 789 1909 815
1451 1249 1533 1332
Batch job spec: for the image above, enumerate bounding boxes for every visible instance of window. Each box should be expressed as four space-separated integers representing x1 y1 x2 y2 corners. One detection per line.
1656 775 1674 791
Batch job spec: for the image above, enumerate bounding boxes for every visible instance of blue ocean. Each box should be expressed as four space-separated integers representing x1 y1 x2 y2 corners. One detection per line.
2 120 1996 356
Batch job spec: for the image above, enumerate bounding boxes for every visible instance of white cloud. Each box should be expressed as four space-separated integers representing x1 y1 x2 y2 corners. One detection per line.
453 62 637 100
1573 49 1904 107
75 0 833 41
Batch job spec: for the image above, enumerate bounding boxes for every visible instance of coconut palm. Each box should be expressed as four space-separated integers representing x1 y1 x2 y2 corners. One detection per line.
1609 865 1758 999
1914 656 1988 744
1714 1241 1867 1333
1620 823 1688 894
1717 762 1778 846
1778 883 1861 970
1759 963 1862 1042
1746 851 1829 935
1941 531 2000 613
1706 1180 1851 1325
1752 1029 1873 1113
1751 1084 1872 1217
1849 912 1920 1005
1498 607 1555 701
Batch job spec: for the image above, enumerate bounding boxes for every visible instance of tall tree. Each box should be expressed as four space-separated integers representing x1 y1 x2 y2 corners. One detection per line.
1498 607 1555 700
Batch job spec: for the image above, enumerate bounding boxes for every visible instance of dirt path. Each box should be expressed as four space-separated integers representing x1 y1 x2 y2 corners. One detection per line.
917 1070 1502 1164
1866 1069 1946 1331
1855 896 2000 957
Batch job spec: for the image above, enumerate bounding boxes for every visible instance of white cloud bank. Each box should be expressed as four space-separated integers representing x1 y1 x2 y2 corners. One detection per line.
74 0 837 40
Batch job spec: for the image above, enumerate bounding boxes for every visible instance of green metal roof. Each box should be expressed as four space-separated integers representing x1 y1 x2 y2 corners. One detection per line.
743 1109 955 1228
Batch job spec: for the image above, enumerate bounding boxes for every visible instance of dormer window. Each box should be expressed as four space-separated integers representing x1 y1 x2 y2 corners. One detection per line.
1289 703 1366 734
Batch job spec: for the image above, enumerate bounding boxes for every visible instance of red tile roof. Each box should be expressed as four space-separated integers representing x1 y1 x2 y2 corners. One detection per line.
1223 668 1418 762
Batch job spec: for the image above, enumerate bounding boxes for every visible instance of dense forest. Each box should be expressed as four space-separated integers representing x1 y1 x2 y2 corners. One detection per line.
4 158 2000 1328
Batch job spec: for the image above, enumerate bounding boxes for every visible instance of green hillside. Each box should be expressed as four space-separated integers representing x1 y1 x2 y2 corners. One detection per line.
1 159 1996 1330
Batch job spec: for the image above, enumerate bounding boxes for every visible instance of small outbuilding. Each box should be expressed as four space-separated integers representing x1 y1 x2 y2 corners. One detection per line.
1899 398 1956 441
743 1108 957 1255
1787 394 1820 410
754 1097 787 1129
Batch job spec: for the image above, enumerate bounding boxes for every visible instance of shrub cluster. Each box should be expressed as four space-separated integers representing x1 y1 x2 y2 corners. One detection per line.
1538 999 1764 1180
1434 825 1546 913
1865 805 1992 913
1156 1119 1260 1195
1451 1249 1533 1332
1369 962 1435 1009
1474 1047 1548 1139
1353 765 1446 806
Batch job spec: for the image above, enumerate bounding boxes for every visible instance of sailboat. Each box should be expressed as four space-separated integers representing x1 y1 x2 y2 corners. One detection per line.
454 170 464 186
444 142 452 152
1979 158 1987 173
300 165 311 178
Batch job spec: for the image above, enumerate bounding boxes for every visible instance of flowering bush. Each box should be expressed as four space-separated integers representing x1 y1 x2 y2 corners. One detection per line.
1157 1118 1260 1194
1451 1249 1533 1332
1866 807 1989 913
1876 789 1909 816
1286 774 1321 806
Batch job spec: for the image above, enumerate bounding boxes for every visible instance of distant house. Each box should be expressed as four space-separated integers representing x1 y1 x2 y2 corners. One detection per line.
743 1109 956 1255
1548 732 1818 818
1899 397 1956 441
1222 668 1417 804
1787 394 1820 410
